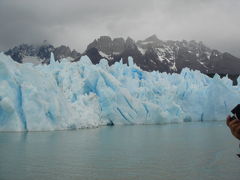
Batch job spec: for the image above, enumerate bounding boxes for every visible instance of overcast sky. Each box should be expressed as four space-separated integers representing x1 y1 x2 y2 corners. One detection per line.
0 0 240 57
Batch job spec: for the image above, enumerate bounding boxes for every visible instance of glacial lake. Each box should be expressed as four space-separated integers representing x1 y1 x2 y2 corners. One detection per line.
0 122 239 180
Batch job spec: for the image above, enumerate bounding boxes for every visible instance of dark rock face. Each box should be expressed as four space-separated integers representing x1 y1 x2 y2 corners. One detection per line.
53 45 72 60
112 38 125 54
84 47 102 64
53 45 81 61
37 44 55 62
87 36 113 55
5 42 81 64
209 52 240 75
71 49 81 59
5 44 40 63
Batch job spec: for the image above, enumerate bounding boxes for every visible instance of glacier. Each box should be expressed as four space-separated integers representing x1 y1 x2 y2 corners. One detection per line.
0 52 240 131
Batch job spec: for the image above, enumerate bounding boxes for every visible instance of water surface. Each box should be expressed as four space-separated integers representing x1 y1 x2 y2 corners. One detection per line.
0 122 239 180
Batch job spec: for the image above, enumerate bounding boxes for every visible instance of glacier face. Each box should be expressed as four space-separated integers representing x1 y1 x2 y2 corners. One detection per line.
0 52 240 131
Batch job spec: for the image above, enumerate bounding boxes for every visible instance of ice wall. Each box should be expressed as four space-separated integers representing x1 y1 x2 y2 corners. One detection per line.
0 52 240 131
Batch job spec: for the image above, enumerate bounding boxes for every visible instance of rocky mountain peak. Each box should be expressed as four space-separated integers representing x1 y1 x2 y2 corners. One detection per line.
137 35 164 49
144 34 160 42
87 36 113 55
53 45 79 60
5 43 80 64
112 37 125 54
87 36 137 55
125 37 135 49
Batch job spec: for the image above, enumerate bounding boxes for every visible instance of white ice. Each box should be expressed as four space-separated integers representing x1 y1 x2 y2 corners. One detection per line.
0 52 239 131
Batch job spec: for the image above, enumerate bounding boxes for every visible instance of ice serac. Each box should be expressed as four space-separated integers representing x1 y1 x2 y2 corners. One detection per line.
0 52 240 131
0 53 101 131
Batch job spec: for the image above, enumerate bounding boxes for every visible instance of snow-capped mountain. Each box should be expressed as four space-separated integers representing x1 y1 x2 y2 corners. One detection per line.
86 35 240 75
4 35 240 81
4 41 80 65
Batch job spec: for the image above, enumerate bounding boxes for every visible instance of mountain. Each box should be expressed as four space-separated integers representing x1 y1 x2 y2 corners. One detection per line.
4 41 80 65
4 35 240 83
86 35 240 75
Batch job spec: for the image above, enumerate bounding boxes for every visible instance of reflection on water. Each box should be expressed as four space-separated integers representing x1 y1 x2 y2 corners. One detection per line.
0 122 239 180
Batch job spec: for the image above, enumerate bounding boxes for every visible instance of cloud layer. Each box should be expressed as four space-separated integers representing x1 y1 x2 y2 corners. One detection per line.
0 0 239 57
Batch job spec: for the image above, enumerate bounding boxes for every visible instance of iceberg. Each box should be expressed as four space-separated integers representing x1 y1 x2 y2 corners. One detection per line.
0 52 239 131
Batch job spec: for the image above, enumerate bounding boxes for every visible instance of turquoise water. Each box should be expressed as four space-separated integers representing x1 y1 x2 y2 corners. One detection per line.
0 122 239 180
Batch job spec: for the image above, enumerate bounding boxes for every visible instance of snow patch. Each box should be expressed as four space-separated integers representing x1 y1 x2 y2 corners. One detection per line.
137 47 146 55
22 56 44 65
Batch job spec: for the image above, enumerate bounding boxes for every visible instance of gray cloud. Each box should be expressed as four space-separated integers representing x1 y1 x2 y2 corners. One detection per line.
0 0 240 57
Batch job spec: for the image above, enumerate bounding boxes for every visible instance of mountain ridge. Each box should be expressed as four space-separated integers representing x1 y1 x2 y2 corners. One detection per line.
4 35 240 84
